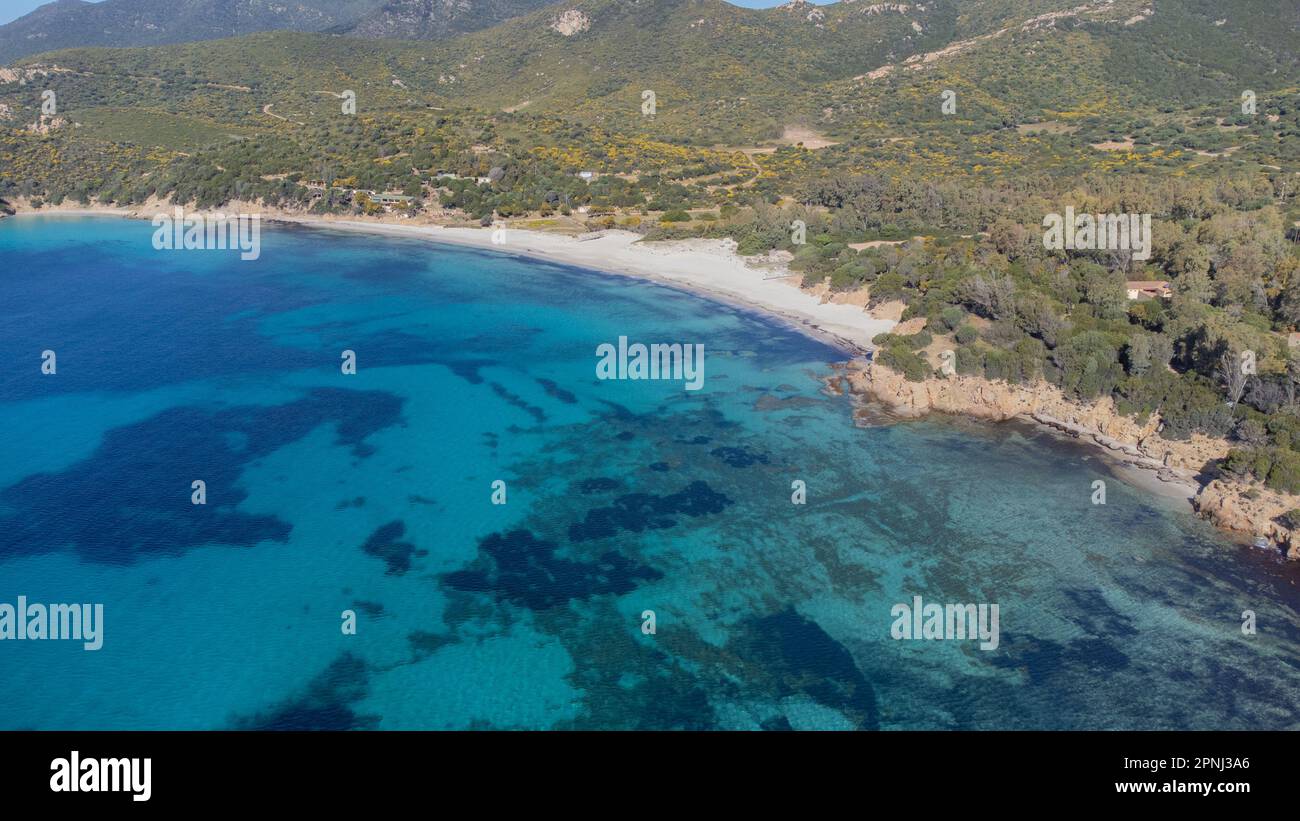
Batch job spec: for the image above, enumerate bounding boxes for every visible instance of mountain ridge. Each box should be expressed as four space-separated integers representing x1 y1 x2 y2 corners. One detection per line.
338 0 558 40
6 0 1297 147
0 0 564 63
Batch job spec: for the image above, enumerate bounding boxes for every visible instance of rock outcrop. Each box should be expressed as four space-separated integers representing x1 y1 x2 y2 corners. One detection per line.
1195 480 1300 560
549 9 592 36
846 359 1299 559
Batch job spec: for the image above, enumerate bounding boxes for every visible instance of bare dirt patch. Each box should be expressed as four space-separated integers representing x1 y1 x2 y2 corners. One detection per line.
1090 137 1135 151
781 126 838 149
869 300 908 323
849 237 917 250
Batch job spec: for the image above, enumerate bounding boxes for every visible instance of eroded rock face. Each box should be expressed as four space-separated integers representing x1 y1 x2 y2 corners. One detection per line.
550 9 591 36
0 64 73 85
26 113 67 134
849 360 1226 467
1195 480 1299 560
847 360 1299 558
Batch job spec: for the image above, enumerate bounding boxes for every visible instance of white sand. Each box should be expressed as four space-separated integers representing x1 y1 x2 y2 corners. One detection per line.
9 208 893 355
281 220 895 354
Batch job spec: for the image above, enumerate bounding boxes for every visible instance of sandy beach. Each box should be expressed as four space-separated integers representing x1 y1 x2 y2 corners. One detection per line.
7 207 896 356
6 206 1284 544
276 219 898 354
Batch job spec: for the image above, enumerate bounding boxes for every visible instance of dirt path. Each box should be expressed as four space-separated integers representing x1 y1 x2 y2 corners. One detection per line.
262 103 303 126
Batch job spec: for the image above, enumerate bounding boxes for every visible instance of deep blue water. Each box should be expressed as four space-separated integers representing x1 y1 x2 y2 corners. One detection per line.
0 215 1297 730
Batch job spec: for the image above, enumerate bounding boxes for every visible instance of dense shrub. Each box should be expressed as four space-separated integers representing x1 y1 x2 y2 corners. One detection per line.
877 344 931 382
871 272 909 304
1224 447 1300 494
1051 331 1125 399
938 306 966 331
1114 370 1235 440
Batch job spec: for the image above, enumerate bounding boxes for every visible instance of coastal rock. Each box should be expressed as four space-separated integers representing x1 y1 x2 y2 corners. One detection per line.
847 360 1229 472
849 361 1297 558
1194 480 1300 559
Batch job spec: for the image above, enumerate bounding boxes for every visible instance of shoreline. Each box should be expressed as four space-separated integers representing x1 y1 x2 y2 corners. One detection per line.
844 359 1300 559
1019 413 1202 511
274 218 894 356
12 206 1293 558
835 359 1207 508
6 206 896 357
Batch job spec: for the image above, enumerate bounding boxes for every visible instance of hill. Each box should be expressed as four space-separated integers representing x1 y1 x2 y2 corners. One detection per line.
340 0 557 40
0 0 558 63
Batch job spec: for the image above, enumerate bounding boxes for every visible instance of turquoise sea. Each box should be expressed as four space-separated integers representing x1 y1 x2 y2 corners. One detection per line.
0 215 1297 730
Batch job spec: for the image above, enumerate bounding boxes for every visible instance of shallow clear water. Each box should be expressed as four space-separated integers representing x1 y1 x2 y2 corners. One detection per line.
0 215 1297 730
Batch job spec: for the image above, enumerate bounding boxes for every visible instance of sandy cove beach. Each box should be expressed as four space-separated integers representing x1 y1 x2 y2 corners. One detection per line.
280 219 897 354
12 206 1297 549
7 207 896 355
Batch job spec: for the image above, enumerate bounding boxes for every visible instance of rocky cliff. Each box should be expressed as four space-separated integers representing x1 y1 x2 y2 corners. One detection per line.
844 359 1300 560
1194 480 1300 560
